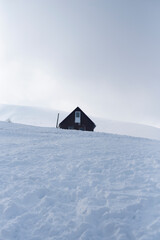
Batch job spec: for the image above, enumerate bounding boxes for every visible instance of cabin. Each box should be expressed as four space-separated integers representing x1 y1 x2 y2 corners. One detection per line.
59 107 96 131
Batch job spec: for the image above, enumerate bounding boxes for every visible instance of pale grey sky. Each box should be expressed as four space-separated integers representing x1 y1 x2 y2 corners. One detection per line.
0 0 160 126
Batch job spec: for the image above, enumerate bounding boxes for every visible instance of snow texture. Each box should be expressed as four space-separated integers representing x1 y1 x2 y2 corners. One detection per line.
0 121 160 239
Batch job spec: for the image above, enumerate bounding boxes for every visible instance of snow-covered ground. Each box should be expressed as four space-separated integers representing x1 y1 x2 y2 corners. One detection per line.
1 121 160 239
1 103 160 140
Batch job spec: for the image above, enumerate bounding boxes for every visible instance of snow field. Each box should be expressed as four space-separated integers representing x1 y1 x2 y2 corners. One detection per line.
1 103 160 141
0 122 160 239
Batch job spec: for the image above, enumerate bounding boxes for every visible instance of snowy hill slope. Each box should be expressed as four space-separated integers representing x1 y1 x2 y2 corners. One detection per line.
0 104 66 127
95 118 160 141
1 121 160 239
1 104 160 140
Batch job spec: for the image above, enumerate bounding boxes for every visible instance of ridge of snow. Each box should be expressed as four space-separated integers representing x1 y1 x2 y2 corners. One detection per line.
0 103 160 140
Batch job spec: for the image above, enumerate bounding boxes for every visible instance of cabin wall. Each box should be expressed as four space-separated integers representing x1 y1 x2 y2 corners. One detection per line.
59 109 95 131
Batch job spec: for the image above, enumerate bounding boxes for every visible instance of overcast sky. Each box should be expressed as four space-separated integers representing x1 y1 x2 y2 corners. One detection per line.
0 0 160 126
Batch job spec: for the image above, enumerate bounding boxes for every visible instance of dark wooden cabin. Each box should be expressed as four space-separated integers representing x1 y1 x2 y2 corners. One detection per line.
59 107 96 131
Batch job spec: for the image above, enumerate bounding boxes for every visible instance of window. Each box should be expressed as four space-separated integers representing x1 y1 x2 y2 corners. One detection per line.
75 111 80 118
75 111 81 124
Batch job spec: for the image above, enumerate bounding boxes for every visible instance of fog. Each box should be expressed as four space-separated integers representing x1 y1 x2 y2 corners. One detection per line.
0 0 160 126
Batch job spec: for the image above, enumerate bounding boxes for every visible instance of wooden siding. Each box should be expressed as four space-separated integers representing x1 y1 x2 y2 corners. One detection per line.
59 107 96 131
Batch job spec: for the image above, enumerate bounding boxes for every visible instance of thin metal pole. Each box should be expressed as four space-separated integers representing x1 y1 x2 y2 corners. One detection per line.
56 113 59 128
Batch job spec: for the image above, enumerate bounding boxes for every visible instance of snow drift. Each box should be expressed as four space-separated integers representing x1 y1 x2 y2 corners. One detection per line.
0 121 160 239
1 103 160 140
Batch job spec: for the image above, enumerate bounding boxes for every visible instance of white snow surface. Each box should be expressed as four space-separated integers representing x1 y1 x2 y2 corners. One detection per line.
1 121 160 239
1 103 160 140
